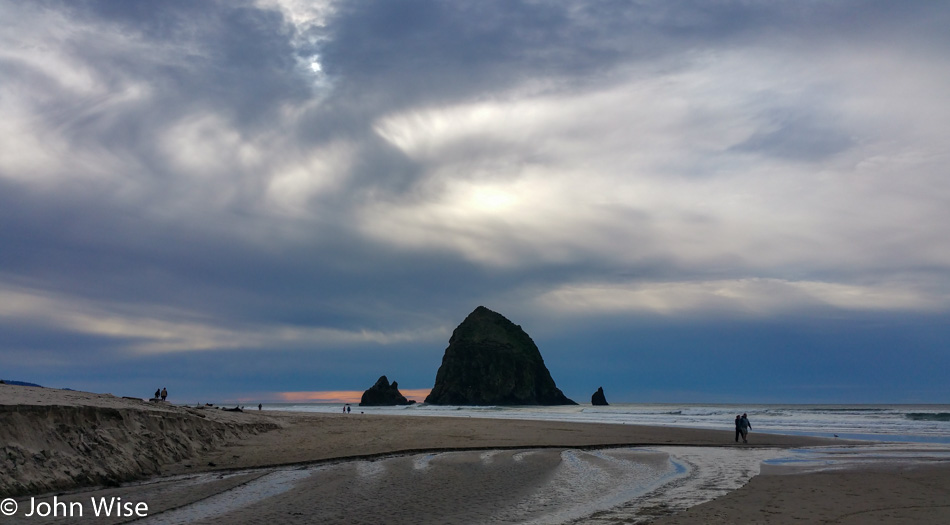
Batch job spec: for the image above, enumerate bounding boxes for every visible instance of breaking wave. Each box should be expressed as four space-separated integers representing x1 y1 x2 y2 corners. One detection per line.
906 413 950 422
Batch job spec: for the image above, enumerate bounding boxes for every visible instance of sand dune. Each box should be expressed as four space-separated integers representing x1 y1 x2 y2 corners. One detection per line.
0 384 276 496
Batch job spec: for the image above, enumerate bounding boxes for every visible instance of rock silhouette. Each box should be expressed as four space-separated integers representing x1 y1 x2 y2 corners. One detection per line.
425 306 576 405
591 386 609 406
360 376 415 406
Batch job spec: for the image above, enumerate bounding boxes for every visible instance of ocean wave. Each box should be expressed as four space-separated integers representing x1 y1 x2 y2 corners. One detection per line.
906 413 950 422
414 404 502 411
800 407 890 413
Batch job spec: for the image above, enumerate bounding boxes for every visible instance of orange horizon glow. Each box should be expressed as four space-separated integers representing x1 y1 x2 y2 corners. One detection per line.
274 388 431 404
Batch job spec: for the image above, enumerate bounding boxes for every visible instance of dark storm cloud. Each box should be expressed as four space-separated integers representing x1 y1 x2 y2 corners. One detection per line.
321 1 618 99
66 0 311 122
317 0 950 98
315 0 776 111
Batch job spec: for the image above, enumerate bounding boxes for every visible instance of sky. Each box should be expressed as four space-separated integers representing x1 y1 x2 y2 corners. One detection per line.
1 0 949 405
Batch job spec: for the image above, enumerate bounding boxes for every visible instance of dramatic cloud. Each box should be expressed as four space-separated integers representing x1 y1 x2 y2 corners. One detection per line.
537 279 946 317
1 0 948 402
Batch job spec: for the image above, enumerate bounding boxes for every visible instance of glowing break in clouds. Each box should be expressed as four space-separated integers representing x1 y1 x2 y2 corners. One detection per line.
537 279 946 317
276 389 431 404
366 49 950 277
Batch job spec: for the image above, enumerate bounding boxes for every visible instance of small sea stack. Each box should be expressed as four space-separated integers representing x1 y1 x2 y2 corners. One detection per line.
359 375 415 406
591 387 609 406
425 306 576 405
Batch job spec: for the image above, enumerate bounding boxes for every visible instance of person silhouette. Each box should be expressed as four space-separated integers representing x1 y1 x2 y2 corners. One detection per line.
161 387 167 401
738 413 752 443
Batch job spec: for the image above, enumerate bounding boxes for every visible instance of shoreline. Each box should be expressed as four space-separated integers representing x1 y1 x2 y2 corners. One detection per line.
174 409 844 477
4 384 950 523
260 401 950 446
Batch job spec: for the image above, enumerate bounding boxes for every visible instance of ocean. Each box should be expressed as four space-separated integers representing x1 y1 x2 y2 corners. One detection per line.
264 402 950 444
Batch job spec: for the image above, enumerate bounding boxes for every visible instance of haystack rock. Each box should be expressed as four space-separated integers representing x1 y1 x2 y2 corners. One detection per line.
359 376 415 406
425 306 576 405
591 386 609 406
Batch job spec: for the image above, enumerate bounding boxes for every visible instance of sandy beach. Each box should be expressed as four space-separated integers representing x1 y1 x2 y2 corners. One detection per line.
650 463 950 525
3 384 949 523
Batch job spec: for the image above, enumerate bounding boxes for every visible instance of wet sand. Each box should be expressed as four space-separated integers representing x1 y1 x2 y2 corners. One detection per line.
179 409 837 475
4 446 784 524
651 463 950 525
13 437 949 524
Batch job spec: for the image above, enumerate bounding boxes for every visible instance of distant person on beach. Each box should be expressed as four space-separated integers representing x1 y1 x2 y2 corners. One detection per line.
739 413 752 443
735 415 742 442
343 405 346 413
258 403 262 411
155 388 161 399
161 387 167 401
347 405 351 414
